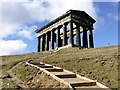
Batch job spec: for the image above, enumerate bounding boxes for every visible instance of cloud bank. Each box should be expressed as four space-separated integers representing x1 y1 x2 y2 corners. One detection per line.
0 0 98 55
0 40 27 56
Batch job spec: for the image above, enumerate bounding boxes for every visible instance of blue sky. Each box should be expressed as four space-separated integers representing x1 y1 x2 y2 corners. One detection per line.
94 2 118 47
0 0 119 56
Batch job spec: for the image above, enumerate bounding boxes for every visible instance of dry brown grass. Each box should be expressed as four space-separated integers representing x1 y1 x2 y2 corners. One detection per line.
41 46 119 89
1 45 119 89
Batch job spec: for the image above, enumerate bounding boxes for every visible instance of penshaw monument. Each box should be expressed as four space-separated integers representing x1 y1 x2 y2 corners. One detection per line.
35 10 96 52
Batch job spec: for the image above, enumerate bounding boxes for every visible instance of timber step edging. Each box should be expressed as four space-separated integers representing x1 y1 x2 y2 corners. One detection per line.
28 60 44 65
55 74 76 78
45 68 63 72
70 81 96 87
36 65 53 68
26 60 112 90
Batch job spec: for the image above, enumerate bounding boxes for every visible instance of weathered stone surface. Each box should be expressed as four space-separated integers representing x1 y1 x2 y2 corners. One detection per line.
83 26 88 48
89 30 94 48
63 23 68 46
56 26 62 48
45 33 49 51
36 10 96 52
69 21 74 46
37 36 41 52
42 35 45 51
50 30 55 50
76 24 81 47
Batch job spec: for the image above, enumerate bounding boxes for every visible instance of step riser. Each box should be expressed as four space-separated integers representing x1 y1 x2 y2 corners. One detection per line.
29 60 45 65
31 63 45 65
56 74 76 78
27 60 109 90
38 66 53 68
46 69 63 72
71 82 96 87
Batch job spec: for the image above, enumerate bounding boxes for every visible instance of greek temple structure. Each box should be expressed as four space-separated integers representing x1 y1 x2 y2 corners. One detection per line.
35 10 96 52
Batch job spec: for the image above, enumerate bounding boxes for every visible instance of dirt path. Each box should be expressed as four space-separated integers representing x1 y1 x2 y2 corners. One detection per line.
7 52 56 88
7 61 29 88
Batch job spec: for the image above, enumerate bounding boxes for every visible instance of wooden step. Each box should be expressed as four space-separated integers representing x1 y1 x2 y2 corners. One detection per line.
74 86 105 90
56 74 76 78
70 81 96 87
31 63 45 65
27 60 110 90
29 60 44 65
37 65 53 68
45 68 63 72
74 85 102 90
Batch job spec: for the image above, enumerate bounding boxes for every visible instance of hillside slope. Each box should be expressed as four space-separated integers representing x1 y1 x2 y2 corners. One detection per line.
1 46 119 89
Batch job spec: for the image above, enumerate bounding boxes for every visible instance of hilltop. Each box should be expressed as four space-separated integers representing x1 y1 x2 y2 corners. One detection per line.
1 46 119 89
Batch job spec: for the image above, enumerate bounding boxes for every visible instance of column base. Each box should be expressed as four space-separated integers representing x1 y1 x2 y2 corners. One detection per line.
56 44 72 50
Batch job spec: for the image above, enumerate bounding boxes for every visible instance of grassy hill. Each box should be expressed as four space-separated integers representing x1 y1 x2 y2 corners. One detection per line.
1 46 119 89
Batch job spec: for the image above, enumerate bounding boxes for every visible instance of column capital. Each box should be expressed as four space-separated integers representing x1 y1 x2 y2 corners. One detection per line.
64 22 69 26
52 28 56 31
57 25 63 29
82 26 88 32
74 22 80 27
88 27 94 30
70 20 73 23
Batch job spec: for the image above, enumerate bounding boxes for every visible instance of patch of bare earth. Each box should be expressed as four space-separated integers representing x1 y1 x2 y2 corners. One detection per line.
14 62 69 89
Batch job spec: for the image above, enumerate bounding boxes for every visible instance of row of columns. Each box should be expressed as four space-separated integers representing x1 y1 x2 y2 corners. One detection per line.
37 21 94 52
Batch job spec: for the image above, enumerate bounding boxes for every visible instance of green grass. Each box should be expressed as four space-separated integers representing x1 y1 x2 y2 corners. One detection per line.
1 51 53 88
12 64 28 82
2 60 25 78
2 78 18 88
1 46 119 89
41 46 119 89
1 51 53 78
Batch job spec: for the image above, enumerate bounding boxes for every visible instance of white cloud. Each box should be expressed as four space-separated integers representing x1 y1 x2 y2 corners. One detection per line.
93 0 119 2
17 25 38 40
1 0 97 40
0 0 30 2
22 0 97 21
0 40 27 56
0 0 98 55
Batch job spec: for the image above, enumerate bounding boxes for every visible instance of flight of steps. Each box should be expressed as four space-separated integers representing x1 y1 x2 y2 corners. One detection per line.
26 60 111 90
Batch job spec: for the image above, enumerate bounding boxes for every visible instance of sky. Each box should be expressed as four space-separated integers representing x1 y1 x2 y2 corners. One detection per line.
0 0 119 56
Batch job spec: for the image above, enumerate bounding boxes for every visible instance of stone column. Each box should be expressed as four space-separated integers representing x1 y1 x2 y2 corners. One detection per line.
82 26 88 48
59 38 63 47
42 34 45 51
69 21 74 46
45 33 49 51
50 29 55 50
89 29 94 48
37 36 41 52
56 26 61 48
63 22 68 46
76 24 81 47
